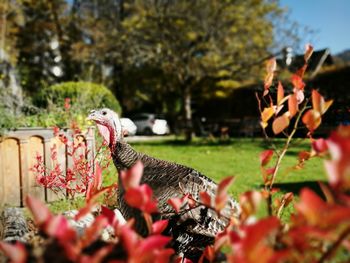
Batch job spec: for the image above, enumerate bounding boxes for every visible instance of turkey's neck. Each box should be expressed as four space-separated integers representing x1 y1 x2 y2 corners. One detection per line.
111 141 141 171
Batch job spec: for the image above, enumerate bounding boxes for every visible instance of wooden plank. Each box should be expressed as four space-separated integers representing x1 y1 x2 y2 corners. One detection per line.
1 138 21 206
0 141 4 206
19 139 29 207
26 136 46 202
0 127 95 206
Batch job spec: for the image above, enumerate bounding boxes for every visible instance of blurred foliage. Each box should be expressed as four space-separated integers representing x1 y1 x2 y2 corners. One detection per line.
34 81 121 114
0 81 121 131
1 0 306 137
0 104 16 134
27 81 121 128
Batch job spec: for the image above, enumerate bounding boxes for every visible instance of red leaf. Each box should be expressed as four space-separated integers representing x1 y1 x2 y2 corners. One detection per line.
296 64 308 78
202 246 215 262
152 220 169 235
217 176 235 198
120 161 144 190
200 191 212 207
312 89 333 115
125 184 158 214
291 74 305 90
125 188 145 207
25 195 52 226
215 177 234 212
272 113 290 134
153 248 175 263
260 150 274 166
239 191 263 220
168 197 183 213
312 138 328 154
75 201 97 221
296 188 350 227
120 225 139 254
101 205 115 225
288 94 298 118
81 215 108 247
230 217 280 263
298 151 311 162
86 162 103 202
302 109 321 132
45 215 77 241
138 235 172 255
0 241 27 263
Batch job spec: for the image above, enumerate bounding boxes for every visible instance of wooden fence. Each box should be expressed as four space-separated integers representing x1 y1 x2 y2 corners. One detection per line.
0 127 95 207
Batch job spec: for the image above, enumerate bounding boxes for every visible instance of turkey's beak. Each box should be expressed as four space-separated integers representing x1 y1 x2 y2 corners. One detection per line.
86 110 98 122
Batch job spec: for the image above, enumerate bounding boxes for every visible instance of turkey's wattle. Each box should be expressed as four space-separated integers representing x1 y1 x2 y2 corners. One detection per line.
87 108 240 260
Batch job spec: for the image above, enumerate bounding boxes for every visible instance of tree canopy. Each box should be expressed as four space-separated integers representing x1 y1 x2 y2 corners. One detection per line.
1 0 304 139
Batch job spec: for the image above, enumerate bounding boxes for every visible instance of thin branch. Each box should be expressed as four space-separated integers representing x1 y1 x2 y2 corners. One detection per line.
318 225 350 263
269 98 309 191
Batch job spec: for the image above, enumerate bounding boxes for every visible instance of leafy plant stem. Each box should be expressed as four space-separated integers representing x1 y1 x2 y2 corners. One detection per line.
318 225 350 263
269 99 309 191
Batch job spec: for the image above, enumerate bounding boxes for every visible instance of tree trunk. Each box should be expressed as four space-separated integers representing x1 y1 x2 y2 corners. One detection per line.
183 86 193 142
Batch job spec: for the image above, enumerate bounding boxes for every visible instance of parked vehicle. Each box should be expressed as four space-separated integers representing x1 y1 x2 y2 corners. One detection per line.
130 113 170 135
120 118 137 136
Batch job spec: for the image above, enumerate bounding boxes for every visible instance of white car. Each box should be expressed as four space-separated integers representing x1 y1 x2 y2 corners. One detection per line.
120 118 137 136
131 113 170 135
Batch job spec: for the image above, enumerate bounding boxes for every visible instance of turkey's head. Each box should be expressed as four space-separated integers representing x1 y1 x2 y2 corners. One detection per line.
87 108 123 148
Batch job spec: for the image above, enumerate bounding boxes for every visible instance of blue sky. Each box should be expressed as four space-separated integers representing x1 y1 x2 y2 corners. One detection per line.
280 0 350 54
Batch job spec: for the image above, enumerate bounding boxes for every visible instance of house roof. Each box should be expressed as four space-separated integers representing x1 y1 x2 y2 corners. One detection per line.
278 48 334 78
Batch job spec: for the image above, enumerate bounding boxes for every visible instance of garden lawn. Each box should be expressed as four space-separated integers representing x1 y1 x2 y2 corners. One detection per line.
49 137 327 217
127 138 326 199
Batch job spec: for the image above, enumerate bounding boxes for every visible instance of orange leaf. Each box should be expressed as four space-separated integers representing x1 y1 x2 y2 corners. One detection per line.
260 150 274 166
0 242 27 263
200 191 212 207
217 176 235 198
296 64 307 78
288 94 298 118
291 74 305 90
120 161 144 190
302 109 321 132
167 198 183 213
312 90 333 115
261 106 275 123
25 195 52 226
272 113 290 134
312 90 322 113
152 220 169 235
277 81 284 105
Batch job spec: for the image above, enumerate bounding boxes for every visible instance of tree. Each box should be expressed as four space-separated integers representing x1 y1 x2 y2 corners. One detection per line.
16 0 69 94
0 0 24 113
120 0 283 140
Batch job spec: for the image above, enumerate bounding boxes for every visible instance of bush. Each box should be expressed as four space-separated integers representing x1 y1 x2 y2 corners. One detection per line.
34 81 121 114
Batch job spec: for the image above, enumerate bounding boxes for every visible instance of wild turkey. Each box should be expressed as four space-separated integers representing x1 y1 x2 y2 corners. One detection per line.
87 108 240 260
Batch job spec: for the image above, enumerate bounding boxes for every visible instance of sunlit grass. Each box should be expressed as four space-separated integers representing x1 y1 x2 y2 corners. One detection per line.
47 137 327 217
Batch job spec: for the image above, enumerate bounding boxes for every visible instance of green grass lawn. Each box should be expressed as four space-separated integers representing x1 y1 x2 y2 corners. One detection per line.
129 138 326 199
48 137 327 216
